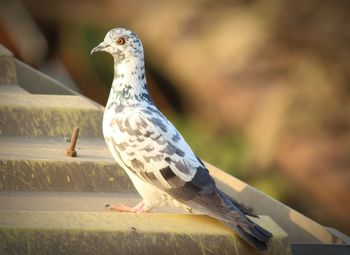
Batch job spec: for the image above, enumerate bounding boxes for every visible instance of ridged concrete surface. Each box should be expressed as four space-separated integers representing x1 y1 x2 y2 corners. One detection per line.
0 92 103 137
0 191 177 213
0 211 290 255
0 44 17 85
0 137 134 192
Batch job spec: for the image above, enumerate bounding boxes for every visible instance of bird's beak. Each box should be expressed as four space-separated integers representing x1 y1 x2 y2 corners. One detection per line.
91 41 109 55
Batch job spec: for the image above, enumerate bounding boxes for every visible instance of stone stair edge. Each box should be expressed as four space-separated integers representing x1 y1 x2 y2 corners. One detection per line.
0 91 103 110
0 211 291 255
0 158 133 193
0 106 103 137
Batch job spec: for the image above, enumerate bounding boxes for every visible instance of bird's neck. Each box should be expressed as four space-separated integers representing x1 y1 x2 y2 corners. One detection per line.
106 57 152 108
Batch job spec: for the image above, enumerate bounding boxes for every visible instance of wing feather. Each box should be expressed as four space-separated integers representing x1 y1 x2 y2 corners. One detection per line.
109 106 204 189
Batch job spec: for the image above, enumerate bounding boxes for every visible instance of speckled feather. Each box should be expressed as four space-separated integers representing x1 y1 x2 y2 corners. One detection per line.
92 28 272 251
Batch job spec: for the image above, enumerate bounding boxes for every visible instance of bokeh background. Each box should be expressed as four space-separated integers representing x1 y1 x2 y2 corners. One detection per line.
1 0 349 235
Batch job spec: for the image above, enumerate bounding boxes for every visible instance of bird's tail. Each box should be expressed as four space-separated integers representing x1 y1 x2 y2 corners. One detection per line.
224 220 273 251
218 190 273 251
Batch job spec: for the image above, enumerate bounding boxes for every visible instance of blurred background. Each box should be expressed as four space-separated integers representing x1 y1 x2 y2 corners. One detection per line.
1 0 349 235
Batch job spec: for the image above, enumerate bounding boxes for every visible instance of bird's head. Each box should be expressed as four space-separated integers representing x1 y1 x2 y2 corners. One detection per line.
91 28 144 62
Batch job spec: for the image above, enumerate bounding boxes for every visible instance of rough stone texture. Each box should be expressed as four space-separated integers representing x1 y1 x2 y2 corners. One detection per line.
0 136 134 192
0 191 143 212
0 159 133 192
0 93 103 137
0 212 291 255
0 106 102 137
0 45 17 85
0 136 113 162
0 81 103 137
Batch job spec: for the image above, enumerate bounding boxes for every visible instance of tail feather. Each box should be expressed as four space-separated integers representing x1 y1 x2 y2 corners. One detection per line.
224 221 269 251
217 189 258 217
238 217 273 243
250 221 273 242
217 190 273 250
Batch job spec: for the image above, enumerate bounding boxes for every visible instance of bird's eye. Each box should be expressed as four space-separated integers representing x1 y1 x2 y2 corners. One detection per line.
116 37 126 45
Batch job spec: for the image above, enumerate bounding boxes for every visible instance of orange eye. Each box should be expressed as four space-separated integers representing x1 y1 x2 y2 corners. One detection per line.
116 37 126 45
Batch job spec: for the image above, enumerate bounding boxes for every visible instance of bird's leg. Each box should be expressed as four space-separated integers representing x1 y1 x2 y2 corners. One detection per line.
105 201 151 213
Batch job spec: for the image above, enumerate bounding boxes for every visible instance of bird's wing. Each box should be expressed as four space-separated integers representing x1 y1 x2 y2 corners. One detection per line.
107 105 216 195
106 105 272 250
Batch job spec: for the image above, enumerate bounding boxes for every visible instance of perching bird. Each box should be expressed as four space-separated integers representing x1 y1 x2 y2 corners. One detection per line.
91 28 272 251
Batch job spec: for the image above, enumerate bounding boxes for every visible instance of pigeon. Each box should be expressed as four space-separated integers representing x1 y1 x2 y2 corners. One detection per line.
91 28 272 251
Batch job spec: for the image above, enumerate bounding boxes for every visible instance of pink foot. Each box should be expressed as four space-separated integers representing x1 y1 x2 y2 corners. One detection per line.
105 201 150 213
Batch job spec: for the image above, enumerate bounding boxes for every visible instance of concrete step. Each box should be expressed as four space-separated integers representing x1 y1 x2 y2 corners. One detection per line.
0 87 103 137
0 191 290 255
0 209 289 255
0 44 16 85
0 136 348 247
0 84 30 94
0 211 288 255
0 191 183 213
0 136 112 162
0 136 133 192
